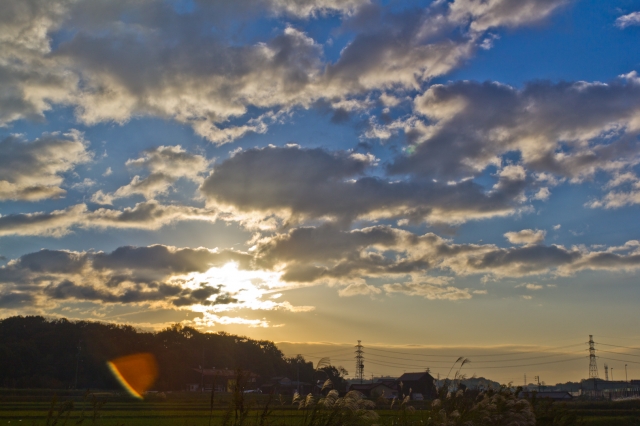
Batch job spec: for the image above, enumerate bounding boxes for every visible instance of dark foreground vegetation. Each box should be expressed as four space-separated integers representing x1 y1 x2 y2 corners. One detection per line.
1 387 640 426
0 316 339 390
3 316 640 425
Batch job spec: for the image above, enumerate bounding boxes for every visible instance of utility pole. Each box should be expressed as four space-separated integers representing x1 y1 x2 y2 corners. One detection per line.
535 376 540 392
605 364 609 381
74 341 81 389
355 341 364 384
296 356 300 395
611 368 614 381
201 348 205 392
626 364 628 382
588 335 599 390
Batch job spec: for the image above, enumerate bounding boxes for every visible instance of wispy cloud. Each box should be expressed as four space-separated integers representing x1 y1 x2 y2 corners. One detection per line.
615 11 640 29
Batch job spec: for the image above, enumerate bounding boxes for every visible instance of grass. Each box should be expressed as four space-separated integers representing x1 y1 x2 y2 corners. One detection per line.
2 386 640 426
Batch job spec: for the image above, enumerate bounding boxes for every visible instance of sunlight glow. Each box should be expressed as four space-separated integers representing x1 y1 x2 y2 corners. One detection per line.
177 262 314 317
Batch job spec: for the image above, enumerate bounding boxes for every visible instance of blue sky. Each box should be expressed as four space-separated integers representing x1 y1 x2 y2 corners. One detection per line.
2 0 640 383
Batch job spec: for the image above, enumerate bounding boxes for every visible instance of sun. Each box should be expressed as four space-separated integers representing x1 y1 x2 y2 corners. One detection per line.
178 262 289 313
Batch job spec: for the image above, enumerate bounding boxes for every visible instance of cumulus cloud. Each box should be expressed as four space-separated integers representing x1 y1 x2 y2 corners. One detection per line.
0 244 310 320
255 224 640 284
504 229 546 245
0 131 91 201
533 187 551 200
388 75 640 182
0 201 220 237
516 283 544 290
201 145 528 225
447 0 567 32
615 12 640 29
3 226 640 313
0 0 567 143
587 172 640 209
92 145 209 204
383 276 472 300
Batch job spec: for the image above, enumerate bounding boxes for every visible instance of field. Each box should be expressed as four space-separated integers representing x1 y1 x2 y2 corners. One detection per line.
2 390 640 426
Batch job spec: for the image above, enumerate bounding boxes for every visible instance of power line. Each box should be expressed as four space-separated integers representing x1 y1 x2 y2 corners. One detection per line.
339 354 587 371
597 349 640 358
365 342 585 358
474 357 586 370
598 356 640 366
597 342 640 352
295 348 353 356
298 350 354 358
366 349 586 364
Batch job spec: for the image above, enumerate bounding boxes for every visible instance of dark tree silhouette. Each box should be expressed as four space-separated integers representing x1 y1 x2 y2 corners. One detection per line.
0 316 318 390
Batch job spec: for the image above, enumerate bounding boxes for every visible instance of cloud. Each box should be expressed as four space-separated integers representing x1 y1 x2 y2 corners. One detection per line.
516 283 544 290
388 75 640 182
3 225 640 315
92 145 209 204
615 12 640 29
447 0 568 32
0 201 220 237
0 244 275 311
0 0 567 143
255 224 640 284
533 187 550 200
383 278 472 301
504 229 546 245
338 282 381 297
0 131 91 201
200 145 528 225
0 243 322 323
0 291 35 308
586 172 640 209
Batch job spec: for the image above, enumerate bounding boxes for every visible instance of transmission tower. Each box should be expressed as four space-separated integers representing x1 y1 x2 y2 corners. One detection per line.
604 364 609 381
355 340 364 384
588 335 599 389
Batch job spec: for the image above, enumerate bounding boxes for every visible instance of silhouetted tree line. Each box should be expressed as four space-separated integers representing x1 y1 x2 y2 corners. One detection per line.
0 316 333 391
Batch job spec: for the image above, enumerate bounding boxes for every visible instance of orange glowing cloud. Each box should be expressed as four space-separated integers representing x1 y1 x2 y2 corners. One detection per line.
107 353 159 399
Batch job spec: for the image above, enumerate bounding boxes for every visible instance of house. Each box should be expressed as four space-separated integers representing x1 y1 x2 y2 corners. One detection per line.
520 391 573 401
260 376 314 396
190 368 258 392
348 382 398 398
397 371 437 400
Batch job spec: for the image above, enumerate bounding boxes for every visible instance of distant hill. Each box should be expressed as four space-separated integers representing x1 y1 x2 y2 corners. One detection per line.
0 316 321 390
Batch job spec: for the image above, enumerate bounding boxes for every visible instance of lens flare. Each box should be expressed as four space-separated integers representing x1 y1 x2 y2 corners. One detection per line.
107 353 158 399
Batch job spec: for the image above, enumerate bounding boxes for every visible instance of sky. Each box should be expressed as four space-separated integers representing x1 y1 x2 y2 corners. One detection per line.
1 0 640 385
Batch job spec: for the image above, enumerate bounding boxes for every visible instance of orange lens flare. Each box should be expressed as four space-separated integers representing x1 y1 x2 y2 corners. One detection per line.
107 353 158 399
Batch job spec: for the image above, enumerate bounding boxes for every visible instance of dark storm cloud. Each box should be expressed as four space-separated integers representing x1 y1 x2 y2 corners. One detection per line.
200 145 528 224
